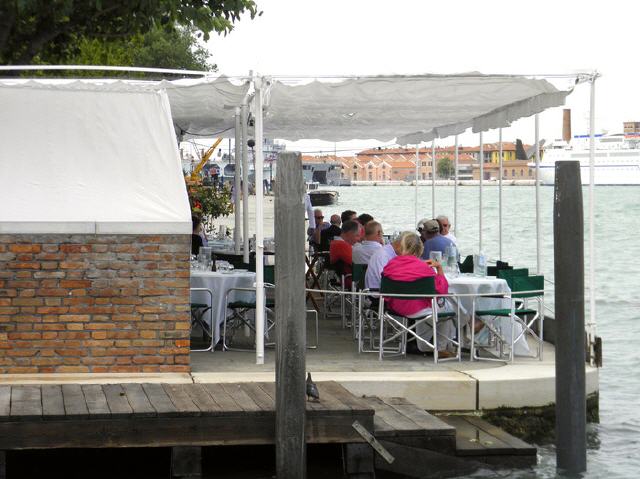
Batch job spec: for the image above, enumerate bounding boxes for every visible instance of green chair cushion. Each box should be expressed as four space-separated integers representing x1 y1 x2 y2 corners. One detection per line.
475 308 537 317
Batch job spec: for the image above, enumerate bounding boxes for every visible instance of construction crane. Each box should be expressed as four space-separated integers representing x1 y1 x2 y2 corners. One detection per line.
187 137 223 185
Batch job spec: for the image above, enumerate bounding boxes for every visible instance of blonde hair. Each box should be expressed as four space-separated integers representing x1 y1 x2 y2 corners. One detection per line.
397 231 424 258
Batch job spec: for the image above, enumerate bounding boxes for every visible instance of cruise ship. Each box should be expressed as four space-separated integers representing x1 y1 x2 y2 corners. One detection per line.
536 133 640 185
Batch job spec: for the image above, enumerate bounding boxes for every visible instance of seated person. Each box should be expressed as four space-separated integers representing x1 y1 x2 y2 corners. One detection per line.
310 208 330 250
317 214 342 252
341 209 357 223
365 232 402 291
382 232 454 356
436 215 457 246
353 220 383 265
417 218 454 260
329 220 361 285
191 216 204 255
357 213 374 225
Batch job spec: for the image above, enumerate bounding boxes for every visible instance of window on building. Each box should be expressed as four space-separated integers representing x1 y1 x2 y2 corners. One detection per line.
503 169 507 177
428 172 432 179
520 169 524 176
368 164 373 169
422 173 426 180
368 172 373 180
528 169 533 177
511 169 516 177
382 172 387 180
421 161 427 167
353 172 357 180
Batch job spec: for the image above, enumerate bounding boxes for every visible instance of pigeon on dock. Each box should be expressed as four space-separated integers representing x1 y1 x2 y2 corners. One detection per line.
306 372 320 402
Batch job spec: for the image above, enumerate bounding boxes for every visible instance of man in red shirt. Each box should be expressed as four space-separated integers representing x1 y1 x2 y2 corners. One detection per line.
329 220 361 283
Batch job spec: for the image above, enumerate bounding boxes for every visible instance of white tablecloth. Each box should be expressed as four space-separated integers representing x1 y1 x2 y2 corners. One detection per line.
190 270 256 347
447 274 530 356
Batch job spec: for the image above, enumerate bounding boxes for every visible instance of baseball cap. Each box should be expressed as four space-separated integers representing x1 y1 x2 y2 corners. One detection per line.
418 219 440 233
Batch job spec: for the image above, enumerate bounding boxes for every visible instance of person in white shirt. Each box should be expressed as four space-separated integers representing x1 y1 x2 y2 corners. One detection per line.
365 235 402 290
353 221 384 265
436 215 457 246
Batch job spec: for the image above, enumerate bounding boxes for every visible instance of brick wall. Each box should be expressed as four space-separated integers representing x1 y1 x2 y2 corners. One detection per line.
0 234 191 374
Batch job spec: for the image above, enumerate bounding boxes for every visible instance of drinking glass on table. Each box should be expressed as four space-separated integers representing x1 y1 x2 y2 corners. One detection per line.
429 251 442 263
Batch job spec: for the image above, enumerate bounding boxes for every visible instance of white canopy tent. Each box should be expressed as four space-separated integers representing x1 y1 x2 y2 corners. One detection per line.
0 80 191 234
0 69 598 365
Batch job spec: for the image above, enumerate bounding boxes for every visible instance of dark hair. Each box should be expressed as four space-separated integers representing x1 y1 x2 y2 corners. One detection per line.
357 213 373 225
341 210 357 223
341 220 359 235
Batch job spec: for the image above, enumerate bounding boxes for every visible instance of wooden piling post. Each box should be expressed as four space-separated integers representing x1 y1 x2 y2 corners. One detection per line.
275 151 307 478
553 160 587 473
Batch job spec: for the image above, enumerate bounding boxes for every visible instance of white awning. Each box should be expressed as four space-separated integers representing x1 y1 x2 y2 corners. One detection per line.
0 81 191 234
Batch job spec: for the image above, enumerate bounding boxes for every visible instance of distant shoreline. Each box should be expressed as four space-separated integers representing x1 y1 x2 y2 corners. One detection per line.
335 180 539 187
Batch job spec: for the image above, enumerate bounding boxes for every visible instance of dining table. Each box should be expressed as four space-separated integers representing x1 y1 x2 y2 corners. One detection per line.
190 269 257 348
447 273 530 356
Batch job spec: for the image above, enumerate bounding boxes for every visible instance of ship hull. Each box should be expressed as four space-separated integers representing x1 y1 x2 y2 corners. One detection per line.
538 162 640 185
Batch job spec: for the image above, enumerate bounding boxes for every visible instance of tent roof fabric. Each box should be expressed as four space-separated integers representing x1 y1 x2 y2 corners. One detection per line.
0 81 191 234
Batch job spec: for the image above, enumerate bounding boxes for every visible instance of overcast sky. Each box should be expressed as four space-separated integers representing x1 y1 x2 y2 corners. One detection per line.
204 0 640 153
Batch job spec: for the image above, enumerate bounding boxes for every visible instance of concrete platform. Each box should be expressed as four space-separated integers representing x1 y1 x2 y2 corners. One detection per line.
189 316 599 411
0 317 598 411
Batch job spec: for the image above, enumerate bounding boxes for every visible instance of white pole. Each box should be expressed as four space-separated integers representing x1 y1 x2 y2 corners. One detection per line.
254 76 265 365
588 75 597 360
498 128 503 260
234 108 242 254
535 114 542 274
479 132 483 253
431 141 436 218
241 102 250 264
415 145 419 227
454 135 459 243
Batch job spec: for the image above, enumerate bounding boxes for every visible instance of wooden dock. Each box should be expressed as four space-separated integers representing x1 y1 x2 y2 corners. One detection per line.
0 382 536 478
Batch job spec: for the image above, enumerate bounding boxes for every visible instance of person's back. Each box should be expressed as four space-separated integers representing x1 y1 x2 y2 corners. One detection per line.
352 220 383 265
329 220 360 280
422 234 454 260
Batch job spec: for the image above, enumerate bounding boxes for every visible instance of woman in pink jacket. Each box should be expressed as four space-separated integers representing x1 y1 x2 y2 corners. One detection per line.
382 232 454 356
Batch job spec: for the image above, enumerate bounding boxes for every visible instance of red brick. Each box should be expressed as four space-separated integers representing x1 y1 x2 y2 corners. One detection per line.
60 280 92 288
59 262 86 269
132 356 165 365
55 348 87 357
9 244 41 253
60 244 92 253
8 262 40 269
56 366 90 373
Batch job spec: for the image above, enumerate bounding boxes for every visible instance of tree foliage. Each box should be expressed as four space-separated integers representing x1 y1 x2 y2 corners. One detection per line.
56 26 215 76
0 0 259 65
188 184 234 231
437 157 455 179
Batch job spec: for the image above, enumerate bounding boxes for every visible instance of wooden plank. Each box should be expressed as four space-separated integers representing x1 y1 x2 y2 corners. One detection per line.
319 382 372 412
441 416 513 455
61 384 88 418
184 384 222 414
41 385 65 420
383 397 455 436
162 384 200 416
463 416 536 455
362 397 422 437
220 383 262 413
81 385 111 419
0 386 11 418
122 383 156 418
202 383 243 413
142 383 180 417
309 384 348 413
239 383 274 411
10 386 42 420
103 384 133 417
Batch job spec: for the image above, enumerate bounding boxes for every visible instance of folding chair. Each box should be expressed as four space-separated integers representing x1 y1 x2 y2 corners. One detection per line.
378 275 461 364
223 265 320 351
472 274 544 362
351 263 368 340
223 265 275 351
189 287 214 352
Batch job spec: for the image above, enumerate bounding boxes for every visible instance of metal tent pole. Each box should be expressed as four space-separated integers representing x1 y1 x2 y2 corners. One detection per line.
431 141 436 217
588 74 598 361
254 76 265 365
479 132 483 253
234 108 242 254
415 145 419 227
454 135 459 243
499 128 503 260
535 114 542 274
241 102 250 264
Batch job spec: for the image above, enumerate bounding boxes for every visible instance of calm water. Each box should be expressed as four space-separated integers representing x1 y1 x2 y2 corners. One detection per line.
319 184 640 478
